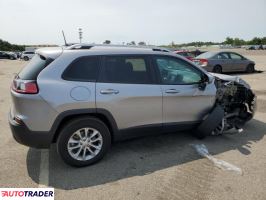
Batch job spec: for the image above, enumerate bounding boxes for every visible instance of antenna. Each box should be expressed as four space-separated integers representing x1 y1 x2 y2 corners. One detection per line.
62 30 67 46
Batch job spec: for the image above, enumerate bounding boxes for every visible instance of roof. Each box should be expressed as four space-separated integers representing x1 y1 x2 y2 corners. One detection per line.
66 43 170 52
36 44 176 59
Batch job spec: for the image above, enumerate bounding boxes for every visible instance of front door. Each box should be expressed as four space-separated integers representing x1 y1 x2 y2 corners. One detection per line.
229 52 246 71
153 55 216 129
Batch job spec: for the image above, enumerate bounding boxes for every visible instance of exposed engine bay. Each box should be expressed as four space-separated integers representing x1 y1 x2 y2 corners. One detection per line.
197 75 256 137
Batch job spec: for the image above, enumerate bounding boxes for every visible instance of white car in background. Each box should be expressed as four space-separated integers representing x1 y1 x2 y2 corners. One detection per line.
20 51 35 61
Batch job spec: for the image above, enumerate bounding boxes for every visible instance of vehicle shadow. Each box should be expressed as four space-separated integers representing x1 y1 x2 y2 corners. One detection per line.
26 119 266 190
225 70 264 76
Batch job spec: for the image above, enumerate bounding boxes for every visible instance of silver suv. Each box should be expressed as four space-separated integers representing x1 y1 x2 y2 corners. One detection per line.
9 44 256 167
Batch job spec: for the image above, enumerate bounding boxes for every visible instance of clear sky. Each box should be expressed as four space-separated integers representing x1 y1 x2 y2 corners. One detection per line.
0 0 265 45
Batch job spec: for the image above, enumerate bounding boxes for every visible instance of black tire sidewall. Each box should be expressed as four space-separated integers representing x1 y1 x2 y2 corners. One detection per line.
213 65 222 73
246 64 254 73
24 56 29 61
57 117 111 167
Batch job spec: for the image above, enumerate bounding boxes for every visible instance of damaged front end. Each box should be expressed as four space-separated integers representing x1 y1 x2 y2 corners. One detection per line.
197 74 256 137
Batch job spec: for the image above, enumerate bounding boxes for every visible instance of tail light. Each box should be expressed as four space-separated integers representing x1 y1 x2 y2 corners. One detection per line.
193 59 208 67
12 78 38 94
199 59 208 67
187 56 193 61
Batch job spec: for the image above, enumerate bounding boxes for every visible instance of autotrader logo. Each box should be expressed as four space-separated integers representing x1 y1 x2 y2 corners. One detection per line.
0 188 54 200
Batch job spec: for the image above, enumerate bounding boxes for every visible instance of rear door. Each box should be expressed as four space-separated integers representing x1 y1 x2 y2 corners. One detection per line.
96 55 162 133
153 55 216 130
216 52 231 72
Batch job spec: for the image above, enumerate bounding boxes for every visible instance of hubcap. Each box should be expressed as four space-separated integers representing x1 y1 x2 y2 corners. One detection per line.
67 127 103 161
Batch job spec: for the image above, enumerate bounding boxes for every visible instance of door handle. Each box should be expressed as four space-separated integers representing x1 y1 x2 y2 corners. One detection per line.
100 89 119 94
165 89 180 94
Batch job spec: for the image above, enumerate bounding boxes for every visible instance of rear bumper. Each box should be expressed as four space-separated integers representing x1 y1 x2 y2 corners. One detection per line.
9 112 53 148
201 65 213 72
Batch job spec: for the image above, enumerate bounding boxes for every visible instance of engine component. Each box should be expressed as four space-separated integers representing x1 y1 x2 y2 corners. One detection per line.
196 77 256 137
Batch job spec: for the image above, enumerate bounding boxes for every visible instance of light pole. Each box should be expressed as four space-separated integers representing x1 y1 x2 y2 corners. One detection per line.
78 28 83 43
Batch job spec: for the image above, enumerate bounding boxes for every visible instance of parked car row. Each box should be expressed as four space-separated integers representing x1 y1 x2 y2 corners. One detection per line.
0 51 35 61
246 45 266 50
0 51 17 60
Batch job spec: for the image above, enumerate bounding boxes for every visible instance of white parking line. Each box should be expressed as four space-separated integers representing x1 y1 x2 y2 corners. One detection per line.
38 149 50 188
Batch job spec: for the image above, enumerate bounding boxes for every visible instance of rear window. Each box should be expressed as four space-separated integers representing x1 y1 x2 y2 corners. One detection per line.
18 54 53 80
62 56 100 82
196 52 216 59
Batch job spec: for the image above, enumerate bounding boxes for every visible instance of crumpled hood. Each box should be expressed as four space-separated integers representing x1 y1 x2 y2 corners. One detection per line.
209 72 250 89
209 72 240 82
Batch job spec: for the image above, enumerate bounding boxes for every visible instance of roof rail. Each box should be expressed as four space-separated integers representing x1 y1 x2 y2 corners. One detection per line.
152 48 170 52
66 43 171 52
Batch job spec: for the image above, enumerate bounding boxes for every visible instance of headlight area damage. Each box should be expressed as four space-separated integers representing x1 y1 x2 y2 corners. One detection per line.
196 76 256 138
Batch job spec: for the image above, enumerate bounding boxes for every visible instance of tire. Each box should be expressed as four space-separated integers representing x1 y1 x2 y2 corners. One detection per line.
246 64 254 73
57 117 111 167
194 105 225 139
213 65 222 74
23 56 29 61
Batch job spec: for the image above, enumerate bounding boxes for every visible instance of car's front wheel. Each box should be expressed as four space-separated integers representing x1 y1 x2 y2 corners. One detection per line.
246 64 255 73
57 117 111 167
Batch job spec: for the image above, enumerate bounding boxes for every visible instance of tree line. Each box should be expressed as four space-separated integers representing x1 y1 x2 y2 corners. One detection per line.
0 39 25 51
223 37 266 46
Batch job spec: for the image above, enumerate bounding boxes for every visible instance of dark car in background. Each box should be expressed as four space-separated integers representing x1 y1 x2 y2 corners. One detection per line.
0 51 17 60
193 51 255 73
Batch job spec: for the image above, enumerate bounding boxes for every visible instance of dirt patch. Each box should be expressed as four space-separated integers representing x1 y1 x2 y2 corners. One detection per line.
253 90 266 96
257 99 266 113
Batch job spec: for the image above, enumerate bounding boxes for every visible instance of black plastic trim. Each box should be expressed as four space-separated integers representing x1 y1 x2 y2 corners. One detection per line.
9 112 53 148
10 106 202 148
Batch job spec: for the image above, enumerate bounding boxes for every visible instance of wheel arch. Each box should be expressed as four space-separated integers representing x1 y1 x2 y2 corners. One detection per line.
51 109 119 143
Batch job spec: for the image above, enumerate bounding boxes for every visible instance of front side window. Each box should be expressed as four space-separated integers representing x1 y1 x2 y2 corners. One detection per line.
99 56 153 84
62 56 100 82
155 56 202 85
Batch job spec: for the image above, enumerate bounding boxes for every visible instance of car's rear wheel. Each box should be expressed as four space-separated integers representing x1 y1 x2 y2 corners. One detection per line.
246 64 254 73
57 117 111 167
213 65 222 73
23 56 29 61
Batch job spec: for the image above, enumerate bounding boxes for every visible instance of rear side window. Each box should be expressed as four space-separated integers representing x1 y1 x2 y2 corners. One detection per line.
62 56 100 82
215 53 230 59
18 54 53 80
99 56 153 84
230 53 243 60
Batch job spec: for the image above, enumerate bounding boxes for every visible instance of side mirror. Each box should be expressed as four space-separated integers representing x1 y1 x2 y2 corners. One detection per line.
198 82 207 91
198 74 209 91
